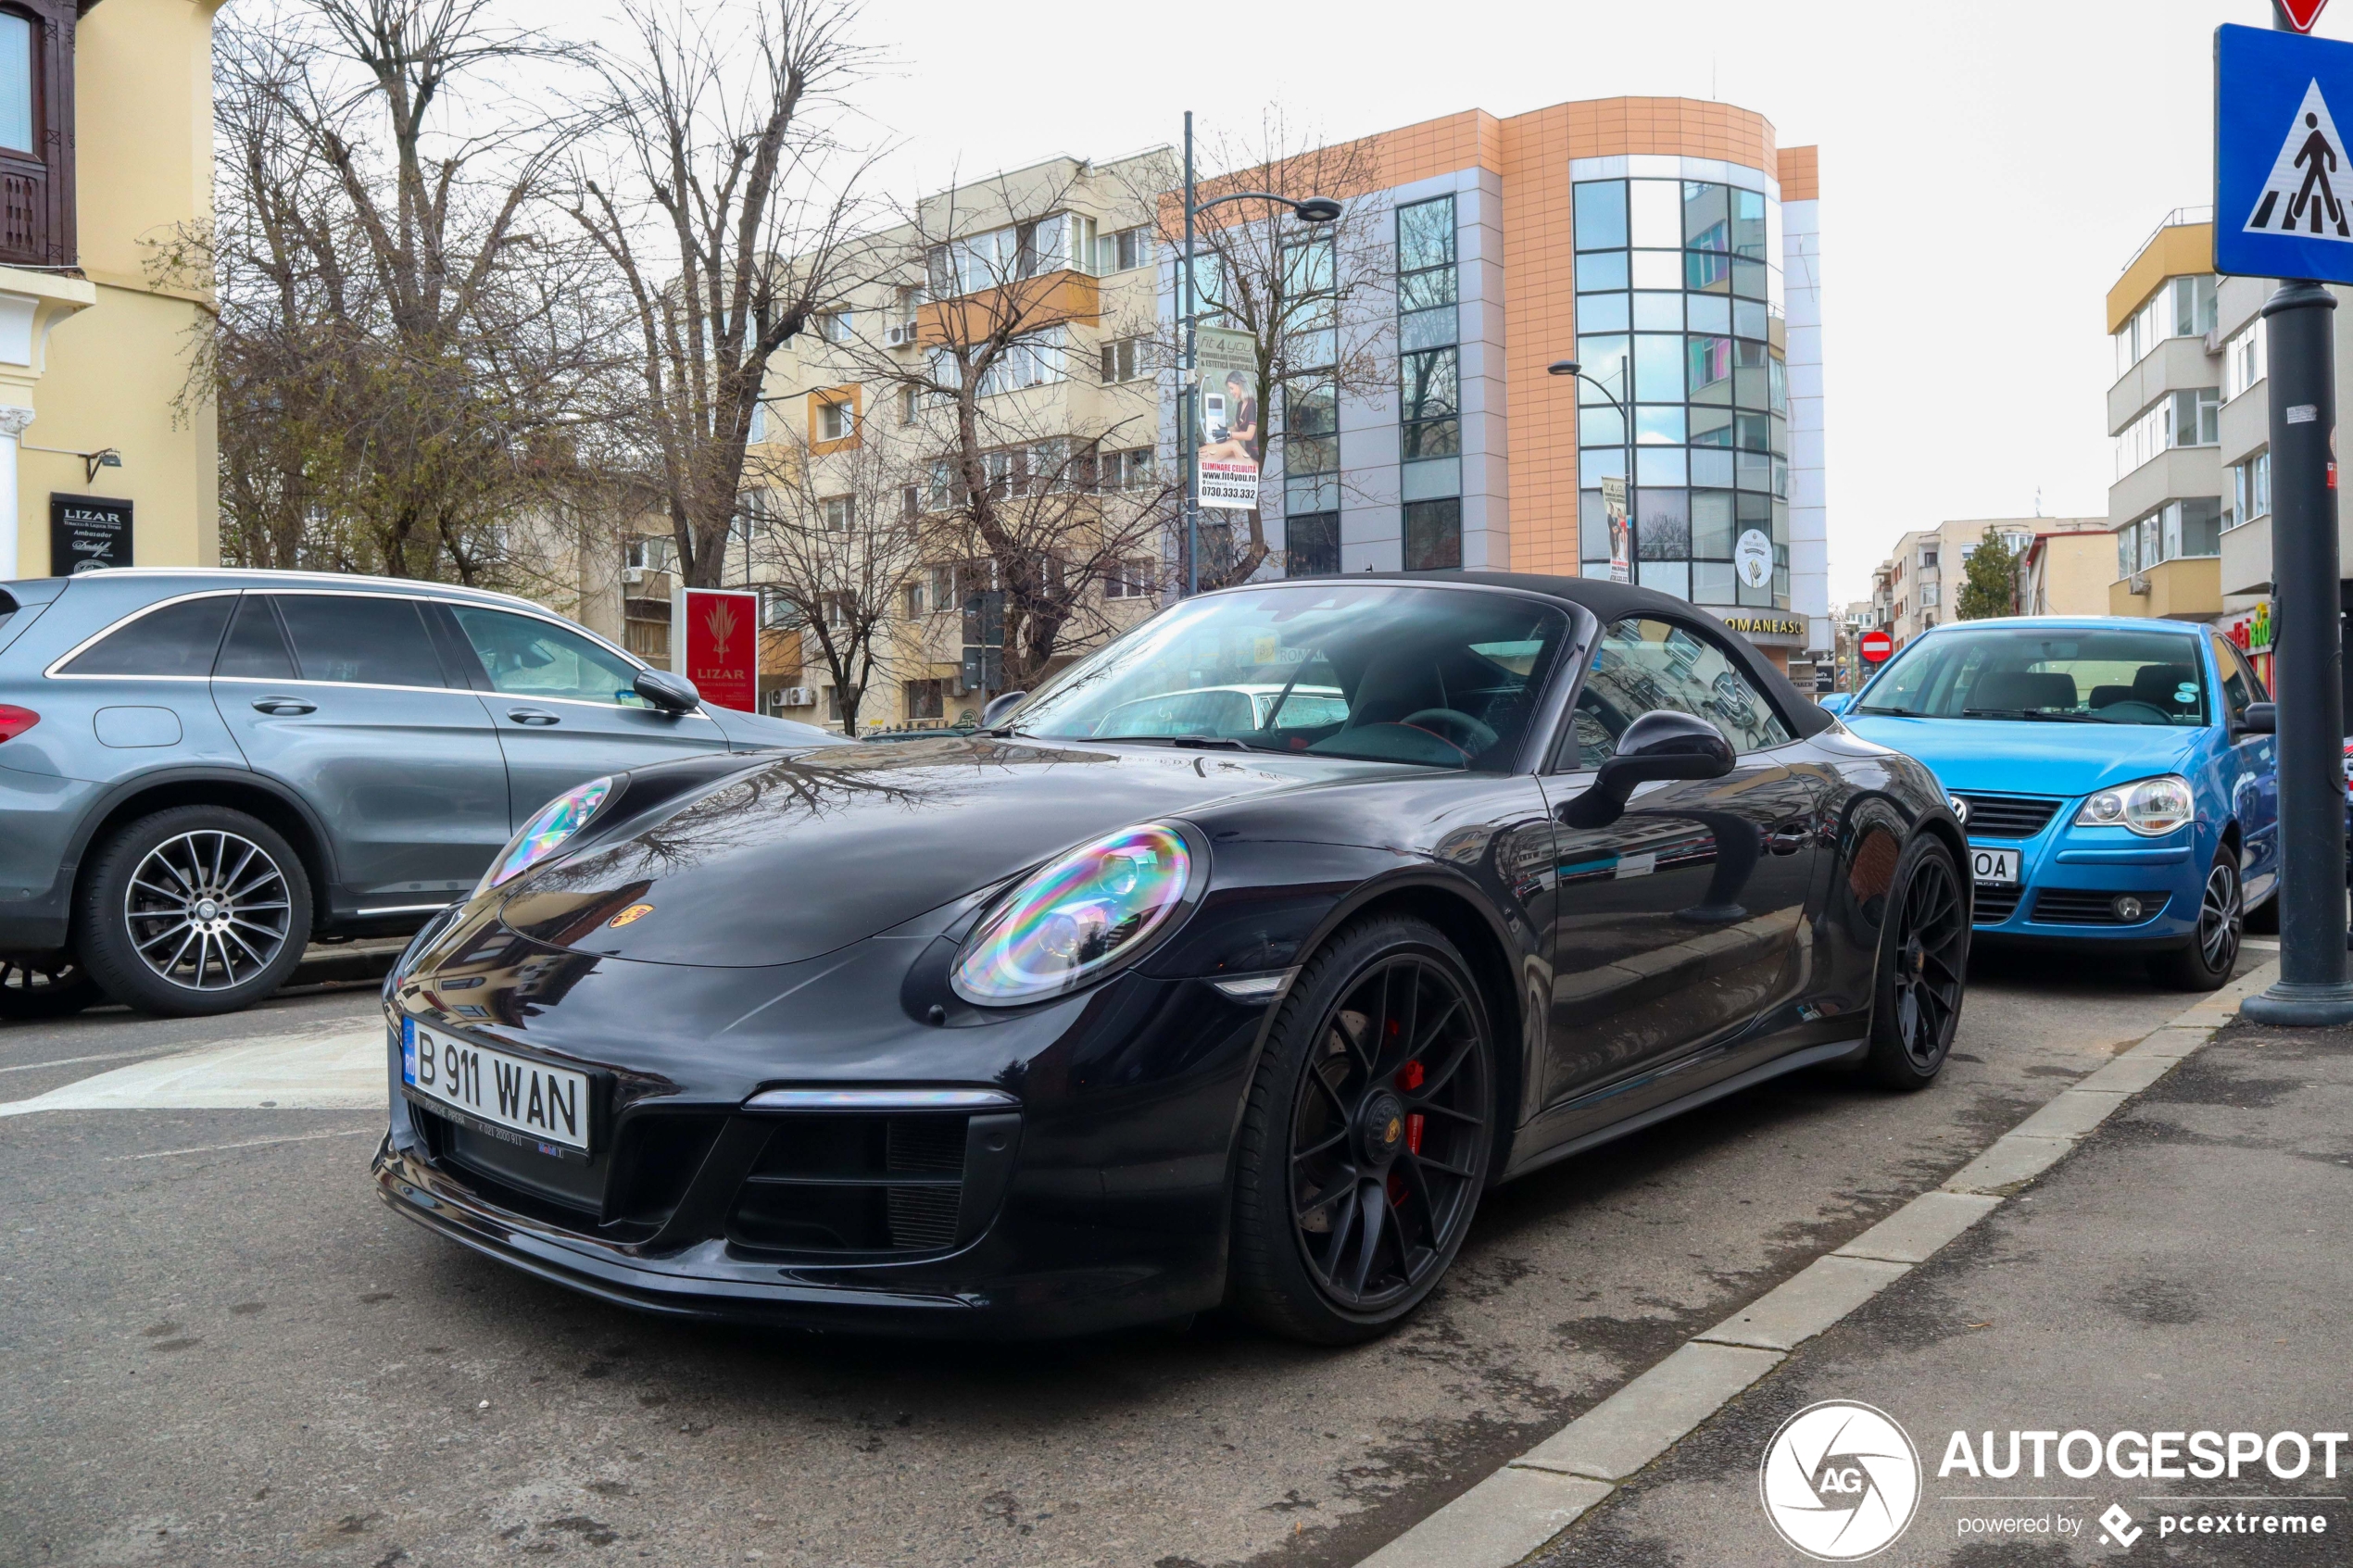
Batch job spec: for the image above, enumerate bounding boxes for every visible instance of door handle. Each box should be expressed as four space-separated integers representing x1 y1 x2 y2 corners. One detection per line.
251 697 315 716
507 709 561 726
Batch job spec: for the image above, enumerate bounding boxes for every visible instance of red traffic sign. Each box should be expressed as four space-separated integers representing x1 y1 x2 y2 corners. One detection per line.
2281 0 2329 33
1858 628 1894 664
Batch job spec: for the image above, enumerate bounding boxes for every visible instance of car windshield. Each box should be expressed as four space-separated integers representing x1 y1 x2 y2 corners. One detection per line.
1853 627 2209 726
1009 583 1574 770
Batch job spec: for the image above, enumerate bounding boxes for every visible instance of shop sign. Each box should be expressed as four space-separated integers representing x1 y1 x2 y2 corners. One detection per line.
50 493 132 573
1719 614 1806 640
674 586 760 712
2228 599 2274 655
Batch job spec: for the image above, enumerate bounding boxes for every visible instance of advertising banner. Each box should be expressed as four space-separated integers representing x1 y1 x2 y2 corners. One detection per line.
50 494 132 573
1601 476 1631 583
1195 326 1261 512
675 586 761 712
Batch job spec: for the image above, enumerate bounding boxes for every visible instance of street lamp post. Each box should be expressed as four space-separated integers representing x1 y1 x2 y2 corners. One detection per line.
1550 358 1635 583
1179 108 1341 597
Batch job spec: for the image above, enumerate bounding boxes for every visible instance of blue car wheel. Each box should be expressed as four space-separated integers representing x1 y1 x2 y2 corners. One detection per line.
2152 847 2241 991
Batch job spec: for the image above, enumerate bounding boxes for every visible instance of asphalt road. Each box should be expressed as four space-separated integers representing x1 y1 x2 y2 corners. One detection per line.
0 940 2270 1568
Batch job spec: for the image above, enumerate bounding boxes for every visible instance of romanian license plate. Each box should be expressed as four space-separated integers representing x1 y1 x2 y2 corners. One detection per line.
400 1018 590 1152
1969 847 2020 886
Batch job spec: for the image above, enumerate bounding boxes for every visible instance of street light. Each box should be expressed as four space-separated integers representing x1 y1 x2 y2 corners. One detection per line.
1179 108 1340 596
1550 358 1636 583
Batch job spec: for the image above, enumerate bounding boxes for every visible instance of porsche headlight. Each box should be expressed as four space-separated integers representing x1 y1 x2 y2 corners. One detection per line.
2072 773 2194 837
478 776 612 896
950 824 1195 1005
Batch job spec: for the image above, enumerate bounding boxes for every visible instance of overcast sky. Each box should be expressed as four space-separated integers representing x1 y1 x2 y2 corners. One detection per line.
518 1 2353 601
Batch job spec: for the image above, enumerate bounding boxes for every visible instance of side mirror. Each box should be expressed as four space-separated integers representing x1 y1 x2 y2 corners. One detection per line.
2235 701 2276 735
979 689 1028 730
1816 692 1853 716
634 668 700 714
1560 709 1736 830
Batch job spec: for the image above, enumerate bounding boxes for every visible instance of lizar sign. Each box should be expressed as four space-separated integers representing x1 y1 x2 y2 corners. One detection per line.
49 494 132 573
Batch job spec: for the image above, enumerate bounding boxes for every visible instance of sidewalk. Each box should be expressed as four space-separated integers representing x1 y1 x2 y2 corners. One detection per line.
1521 982 2353 1564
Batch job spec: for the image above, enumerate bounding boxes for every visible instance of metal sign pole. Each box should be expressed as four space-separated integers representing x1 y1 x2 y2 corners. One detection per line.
2243 0 2353 1022
1182 110 1199 599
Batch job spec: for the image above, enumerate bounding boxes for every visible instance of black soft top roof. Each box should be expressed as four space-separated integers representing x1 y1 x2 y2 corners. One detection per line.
1248 570 1834 740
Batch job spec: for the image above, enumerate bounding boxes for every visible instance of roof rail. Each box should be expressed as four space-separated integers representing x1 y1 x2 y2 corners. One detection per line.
2121 206 2215 275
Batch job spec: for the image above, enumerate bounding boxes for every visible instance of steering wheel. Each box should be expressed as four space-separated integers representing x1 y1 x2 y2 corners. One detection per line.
2093 699 2172 724
1400 708 1500 755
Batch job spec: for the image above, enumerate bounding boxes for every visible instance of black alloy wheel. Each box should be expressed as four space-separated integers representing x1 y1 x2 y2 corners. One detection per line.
1863 835 1967 1089
76 806 314 1018
0 954 104 1020
2155 850 2242 992
1230 917 1494 1343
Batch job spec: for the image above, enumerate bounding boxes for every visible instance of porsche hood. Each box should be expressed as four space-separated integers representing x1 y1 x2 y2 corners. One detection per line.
490 736 1366 967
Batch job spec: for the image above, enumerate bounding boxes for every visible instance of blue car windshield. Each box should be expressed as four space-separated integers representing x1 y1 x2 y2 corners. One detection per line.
1008 583 1574 770
1854 627 2209 726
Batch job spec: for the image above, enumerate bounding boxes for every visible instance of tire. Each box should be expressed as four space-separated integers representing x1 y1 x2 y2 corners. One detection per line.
2153 848 2241 992
75 807 312 1018
0 953 105 1020
1228 916 1495 1345
1862 834 1968 1090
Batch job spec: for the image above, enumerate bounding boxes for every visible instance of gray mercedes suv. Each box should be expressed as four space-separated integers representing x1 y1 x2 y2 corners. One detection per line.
0 569 835 1019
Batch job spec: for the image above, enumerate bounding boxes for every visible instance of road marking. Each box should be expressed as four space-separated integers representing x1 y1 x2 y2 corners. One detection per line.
0 1047 179 1075
0 1026 386 1116
1356 961 2281 1568
108 1126 377 1161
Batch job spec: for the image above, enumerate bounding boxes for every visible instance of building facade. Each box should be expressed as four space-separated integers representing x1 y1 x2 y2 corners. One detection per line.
2012 520 2123 616
1868 518 2071 648
1184 99 1828 669
0 1 222 580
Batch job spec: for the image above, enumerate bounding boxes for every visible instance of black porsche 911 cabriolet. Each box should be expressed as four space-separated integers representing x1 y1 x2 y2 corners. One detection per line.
374 571 1968 1344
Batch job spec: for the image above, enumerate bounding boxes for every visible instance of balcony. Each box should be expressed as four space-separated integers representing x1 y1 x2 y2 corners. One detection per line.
917 270 1101 346
2108 555 2220 619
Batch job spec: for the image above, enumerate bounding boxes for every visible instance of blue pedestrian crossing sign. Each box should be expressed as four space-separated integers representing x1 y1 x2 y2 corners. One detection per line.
2218 24 2353 282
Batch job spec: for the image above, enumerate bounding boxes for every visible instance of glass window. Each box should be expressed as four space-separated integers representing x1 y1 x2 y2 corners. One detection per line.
1630 249 1683 290
1692 489 1735 557
2211 635 2256 721
1397 196 1456 313
1682 182 1729 251
0 16 28 156
1401 304 1457 350
1574 181 1628 250
1575 334 1629 403
1687 292 1730 334
451 607 646 706
1632 292 1683 331
1637 487 1691 558
1404 498 1463 571
1287 511 1340 576
1691 404 1733 446
1690 447 1734 487
1579 490 1613 559
1576 250 1628 291
272 596 447 688
1686 250 1732 292
1402 346 1459 420
1730 187 1768 259
1641 558 1691 600
1636 446 1688 486
1858 626 2210 726
1733 296 1769 337
215 595 296 680
1633 333 1684 401
1577 292 1629 333
1629 181 1681 248
1575 616 1793 760
1688 334 1733 403
1579 445 1627 481
1635 405 1686 445
61 596 233 678
1579 404 1625 446
1013 583 1574 772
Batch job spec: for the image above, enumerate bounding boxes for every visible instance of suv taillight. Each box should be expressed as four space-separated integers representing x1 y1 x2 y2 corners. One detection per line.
0 705 38 742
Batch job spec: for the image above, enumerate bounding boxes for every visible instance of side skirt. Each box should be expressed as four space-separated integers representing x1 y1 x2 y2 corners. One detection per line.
1496 1035 1869 1185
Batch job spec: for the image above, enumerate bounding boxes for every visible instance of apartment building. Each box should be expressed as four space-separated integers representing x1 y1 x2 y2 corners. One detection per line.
1870 518 2048 647
0 1 223 577
2012 519 2123 615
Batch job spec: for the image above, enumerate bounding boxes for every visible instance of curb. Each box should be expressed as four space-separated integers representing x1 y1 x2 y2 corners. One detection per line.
1353 960 2278 1568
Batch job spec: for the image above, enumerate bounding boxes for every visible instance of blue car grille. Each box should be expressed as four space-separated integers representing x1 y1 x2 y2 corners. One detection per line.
2032 888 2171 925
1953 792 2064 839
1971 884 2026 924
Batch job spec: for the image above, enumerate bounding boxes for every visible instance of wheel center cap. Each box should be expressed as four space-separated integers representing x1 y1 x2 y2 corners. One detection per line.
195 898 221 922
1358 1090 1407 1166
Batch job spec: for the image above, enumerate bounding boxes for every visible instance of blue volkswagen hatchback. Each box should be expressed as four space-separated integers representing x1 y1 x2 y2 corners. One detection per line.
1826 617 2275 989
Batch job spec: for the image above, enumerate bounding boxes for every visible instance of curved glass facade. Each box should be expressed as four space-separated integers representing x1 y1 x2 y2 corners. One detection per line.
1573 176 1791 609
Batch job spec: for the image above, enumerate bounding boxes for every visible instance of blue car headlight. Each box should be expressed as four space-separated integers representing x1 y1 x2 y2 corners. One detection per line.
2072 773 2194 837
951 824 1196 1006
477 776 613 897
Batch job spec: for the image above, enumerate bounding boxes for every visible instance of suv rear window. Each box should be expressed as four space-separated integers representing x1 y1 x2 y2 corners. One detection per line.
59 596 234 677
272 595 447 688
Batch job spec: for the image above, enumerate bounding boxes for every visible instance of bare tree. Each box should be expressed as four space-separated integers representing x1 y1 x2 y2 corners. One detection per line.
832 161 1180 695
570 0 875 591
197 2 623 584
740 423 926 735
1141 115 1390 589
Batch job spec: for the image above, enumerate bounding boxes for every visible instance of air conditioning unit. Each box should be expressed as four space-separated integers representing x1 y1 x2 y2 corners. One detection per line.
780 686 815 708
2128 573 2151 596
884 322 916 347
621 565 647 586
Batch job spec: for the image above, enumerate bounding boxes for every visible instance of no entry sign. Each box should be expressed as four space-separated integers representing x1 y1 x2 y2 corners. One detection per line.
1859 628 1894 664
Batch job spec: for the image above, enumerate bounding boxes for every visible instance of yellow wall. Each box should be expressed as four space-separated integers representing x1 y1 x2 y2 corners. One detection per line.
2109 555 2221 619
16 0 220 575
